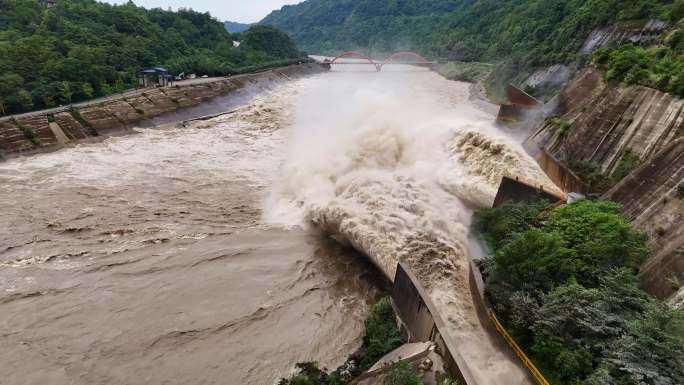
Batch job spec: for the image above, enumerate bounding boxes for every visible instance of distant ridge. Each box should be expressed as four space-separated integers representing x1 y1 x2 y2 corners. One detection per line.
224 21 252 33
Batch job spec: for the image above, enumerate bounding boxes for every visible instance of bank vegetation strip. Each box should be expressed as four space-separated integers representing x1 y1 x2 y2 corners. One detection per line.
473 199 684 385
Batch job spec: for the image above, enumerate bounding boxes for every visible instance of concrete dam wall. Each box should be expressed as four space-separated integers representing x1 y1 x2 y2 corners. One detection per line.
0 63 328 160
604 139 684 301
527 69 683 180
525 68 684 304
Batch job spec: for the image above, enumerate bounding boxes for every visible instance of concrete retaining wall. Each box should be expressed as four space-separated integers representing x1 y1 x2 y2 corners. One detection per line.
534 150 589 194
493 176 565 207
0 63 328 160
392 263 479 385
603 139 684 301
527 68 683 182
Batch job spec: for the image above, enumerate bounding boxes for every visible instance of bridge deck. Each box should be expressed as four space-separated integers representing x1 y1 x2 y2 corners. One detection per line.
327 62 438 65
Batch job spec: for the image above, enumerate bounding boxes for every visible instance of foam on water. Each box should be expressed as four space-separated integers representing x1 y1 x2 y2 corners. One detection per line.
266 69 557 385
0 80 383 385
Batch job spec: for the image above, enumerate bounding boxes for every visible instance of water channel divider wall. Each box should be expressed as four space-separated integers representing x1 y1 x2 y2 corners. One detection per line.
391 262 478 385
391 176 561 385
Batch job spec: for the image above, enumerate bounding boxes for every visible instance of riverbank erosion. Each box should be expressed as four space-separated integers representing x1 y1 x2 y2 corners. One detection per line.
0 63 328 160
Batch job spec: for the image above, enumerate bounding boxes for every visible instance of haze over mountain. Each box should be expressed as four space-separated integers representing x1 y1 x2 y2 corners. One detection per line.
224 20 253 33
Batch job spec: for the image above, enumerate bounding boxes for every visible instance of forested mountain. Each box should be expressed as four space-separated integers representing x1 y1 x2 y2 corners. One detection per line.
0 0 304 116
224 21 252 33
262 0 677 62
263 0 683 96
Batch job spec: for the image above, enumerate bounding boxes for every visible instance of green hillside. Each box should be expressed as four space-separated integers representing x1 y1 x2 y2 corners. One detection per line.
263 0 683 97
224 20 252 33
0 0 304 116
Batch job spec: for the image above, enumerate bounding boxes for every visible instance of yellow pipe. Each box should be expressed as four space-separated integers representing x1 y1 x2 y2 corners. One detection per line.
488 310 551 385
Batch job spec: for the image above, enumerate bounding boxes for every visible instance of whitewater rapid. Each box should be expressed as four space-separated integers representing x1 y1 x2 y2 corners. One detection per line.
0 65 560 385
266 67 560 385
0 81 384 385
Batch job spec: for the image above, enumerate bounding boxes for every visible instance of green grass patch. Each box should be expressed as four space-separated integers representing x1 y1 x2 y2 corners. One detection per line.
546 116 572 137
612 149 641 184
593 35 684 98
565 159 608 192
438 61 494 83
68 106 96 133
678 181 684 197
12 118 40 146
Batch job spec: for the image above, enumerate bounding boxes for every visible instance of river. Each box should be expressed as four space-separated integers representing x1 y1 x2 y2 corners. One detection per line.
0 65 559 385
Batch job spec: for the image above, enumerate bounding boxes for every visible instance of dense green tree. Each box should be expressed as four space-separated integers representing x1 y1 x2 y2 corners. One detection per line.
492 229 577 294
588 303 684 385
383 360 424 385
241 25 302 59
15 89 34 111
361 297 404 369
475 199 683 385
0 0 306 116
546 200 649 278
0 73 25 114
473 199 549 251
263 0 677 61
263 0 683 98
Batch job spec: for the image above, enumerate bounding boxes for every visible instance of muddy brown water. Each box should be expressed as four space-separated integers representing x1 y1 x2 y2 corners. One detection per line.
0 84 384 385
0 67 553 385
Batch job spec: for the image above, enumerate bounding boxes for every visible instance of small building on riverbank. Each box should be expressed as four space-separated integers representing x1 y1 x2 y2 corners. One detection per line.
137 67 173 88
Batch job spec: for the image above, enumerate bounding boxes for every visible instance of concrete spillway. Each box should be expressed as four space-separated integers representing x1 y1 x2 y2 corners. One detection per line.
266 66 558 385
0 64 558 384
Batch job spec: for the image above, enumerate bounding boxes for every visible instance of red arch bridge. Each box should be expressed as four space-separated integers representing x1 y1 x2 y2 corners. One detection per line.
319 51 439 71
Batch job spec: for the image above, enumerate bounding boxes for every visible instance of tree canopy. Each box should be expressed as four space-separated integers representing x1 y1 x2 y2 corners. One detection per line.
0 0 305 115
474 199 683 385
263 0 677 62
262 0 684 98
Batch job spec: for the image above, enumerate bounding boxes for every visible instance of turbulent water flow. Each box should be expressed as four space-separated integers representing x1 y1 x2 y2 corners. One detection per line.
1 66 559 385
0 86 384 385
267 67 560 385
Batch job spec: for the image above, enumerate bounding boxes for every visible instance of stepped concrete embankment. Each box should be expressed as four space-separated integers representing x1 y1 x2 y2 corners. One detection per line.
0 63 328 160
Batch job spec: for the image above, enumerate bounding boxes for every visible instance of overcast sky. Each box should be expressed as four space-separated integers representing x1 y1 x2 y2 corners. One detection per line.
103 0 302 23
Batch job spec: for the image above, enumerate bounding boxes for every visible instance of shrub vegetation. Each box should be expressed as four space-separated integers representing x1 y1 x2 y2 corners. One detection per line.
382 361 423 385
278 297 405 385
474 199 684 385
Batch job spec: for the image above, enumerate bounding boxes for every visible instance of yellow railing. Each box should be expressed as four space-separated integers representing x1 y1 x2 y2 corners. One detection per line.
488 310 550 385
